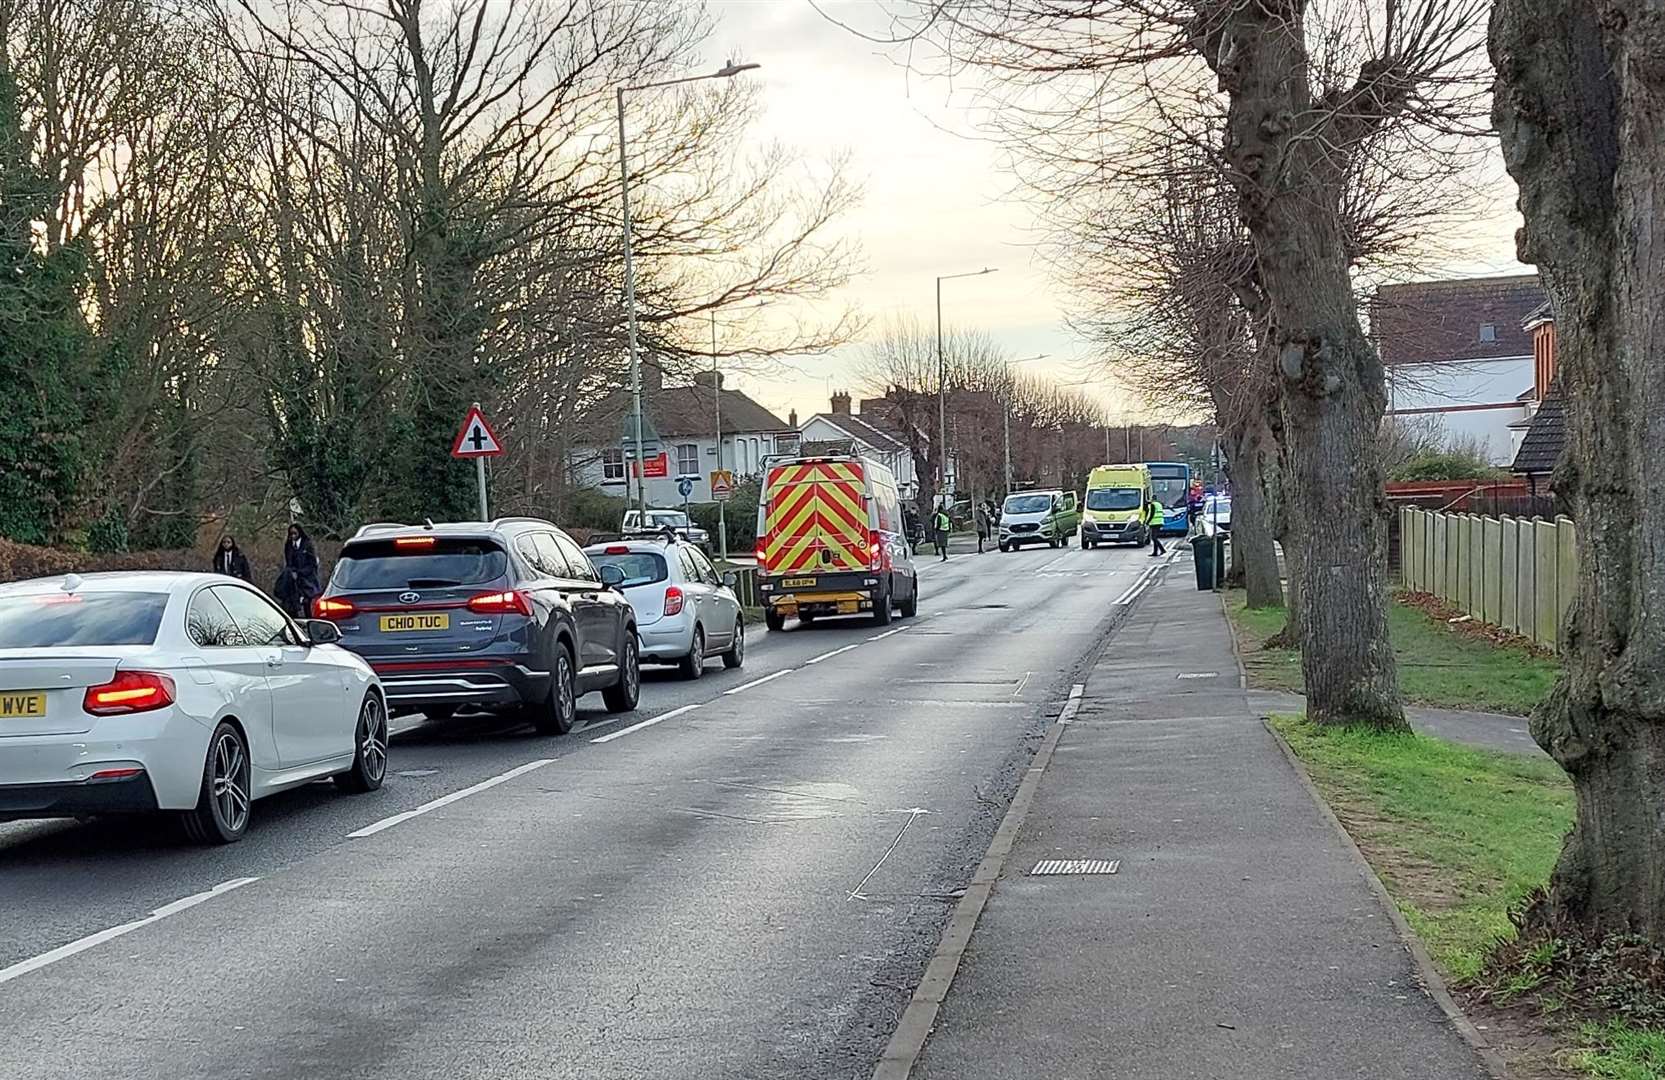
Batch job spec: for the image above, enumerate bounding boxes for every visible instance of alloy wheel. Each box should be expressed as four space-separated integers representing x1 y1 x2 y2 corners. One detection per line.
211 731 250 834
359 696 388 784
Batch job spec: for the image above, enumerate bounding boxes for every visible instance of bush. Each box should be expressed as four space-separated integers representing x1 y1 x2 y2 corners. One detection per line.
1392 451 1508 483
688 478 760 555
565 486 627 534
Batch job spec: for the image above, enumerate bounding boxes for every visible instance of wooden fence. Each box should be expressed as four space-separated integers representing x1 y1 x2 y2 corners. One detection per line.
1397 507 1577 653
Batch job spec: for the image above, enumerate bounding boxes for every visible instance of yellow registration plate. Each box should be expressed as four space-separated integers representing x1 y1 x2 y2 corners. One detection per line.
379 613 450 633
782 577 816 588
0 692 46 718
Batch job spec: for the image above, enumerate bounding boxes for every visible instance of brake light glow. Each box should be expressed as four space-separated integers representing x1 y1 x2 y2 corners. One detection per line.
663 586 685 616
313 596 357 621
467 590 532 616
88 767 145 781
394 536 436 549
605 545 631 555
755 545 768 572
83 672 176 716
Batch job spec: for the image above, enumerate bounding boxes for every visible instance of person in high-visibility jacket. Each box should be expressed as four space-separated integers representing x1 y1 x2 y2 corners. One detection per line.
1145 498 1167 557
933 504 953 561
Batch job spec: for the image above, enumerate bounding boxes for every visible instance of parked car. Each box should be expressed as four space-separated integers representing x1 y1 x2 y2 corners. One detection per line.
584 539 744 679
622 508 710 548
1200 495 1232 536
755 454 919 630
0 571 385 844
314 518 639 735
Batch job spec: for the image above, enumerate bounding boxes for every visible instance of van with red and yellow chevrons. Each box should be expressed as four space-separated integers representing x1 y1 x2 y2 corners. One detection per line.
755 455 919 631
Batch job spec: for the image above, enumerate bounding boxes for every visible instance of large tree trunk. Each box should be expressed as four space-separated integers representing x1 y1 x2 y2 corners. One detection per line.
1206 4 1404 731
1493 0 1665 940
1224 412 1283 608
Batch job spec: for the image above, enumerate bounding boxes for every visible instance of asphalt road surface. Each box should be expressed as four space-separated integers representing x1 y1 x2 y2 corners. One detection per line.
0 540 1164 1080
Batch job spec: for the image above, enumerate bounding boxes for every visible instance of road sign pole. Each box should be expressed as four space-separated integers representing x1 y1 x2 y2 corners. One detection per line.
475 455 489 521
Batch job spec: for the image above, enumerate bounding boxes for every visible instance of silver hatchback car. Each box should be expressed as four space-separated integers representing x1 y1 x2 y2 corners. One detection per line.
584 539 744 680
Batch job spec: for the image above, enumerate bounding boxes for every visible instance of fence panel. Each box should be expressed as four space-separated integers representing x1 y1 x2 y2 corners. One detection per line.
1535 519 1560 651
1407 509 1422 590
1482 518 1503 625
1518 523 1538 644
1557 517 1579 634
1454 515 1471 612
1434 512 1448 601
1500 517 1520 634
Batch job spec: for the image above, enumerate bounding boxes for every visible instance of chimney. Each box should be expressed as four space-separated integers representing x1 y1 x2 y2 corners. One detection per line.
642 359 663 394
788 408 798 428
831 390 852 415
693 370 723 389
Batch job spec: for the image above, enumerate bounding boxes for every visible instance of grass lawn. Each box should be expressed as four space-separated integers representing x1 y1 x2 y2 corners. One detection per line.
1273 716 1663 1079
1229 593 1559 716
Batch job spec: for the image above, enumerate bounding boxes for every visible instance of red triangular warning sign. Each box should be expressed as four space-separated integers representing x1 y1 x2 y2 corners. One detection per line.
451 406 504 458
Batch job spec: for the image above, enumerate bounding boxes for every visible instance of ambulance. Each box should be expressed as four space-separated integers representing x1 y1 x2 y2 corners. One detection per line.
754 455 920 630
1080 463 1153 548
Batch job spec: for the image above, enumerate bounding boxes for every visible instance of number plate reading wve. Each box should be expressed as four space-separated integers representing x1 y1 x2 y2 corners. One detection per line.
0 693 46 718
380 614 450 633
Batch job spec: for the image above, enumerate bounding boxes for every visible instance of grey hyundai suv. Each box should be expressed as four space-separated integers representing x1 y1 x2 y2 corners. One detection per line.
314 518 639 735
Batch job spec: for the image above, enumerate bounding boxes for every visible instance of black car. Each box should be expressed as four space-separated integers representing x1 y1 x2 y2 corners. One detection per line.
313 518 639 735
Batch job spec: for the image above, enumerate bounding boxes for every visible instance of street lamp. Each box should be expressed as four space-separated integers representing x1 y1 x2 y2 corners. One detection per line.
617 60 761 512
1001 353 1049 493
936 267 998 503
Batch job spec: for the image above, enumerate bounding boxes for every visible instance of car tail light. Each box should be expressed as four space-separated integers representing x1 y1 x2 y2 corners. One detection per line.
313 596 357 621
467 590 532 616
394 536 436 549
663 586 685 616
605 545 631 555
83 671 176 716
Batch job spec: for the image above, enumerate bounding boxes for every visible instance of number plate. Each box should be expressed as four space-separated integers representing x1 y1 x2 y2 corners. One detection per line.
781 577 816 588
379 613 450 633
0 692 46 718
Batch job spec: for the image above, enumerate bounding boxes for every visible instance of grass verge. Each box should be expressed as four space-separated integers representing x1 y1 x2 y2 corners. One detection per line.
1228 593 1558 716
1272 715 1664 1078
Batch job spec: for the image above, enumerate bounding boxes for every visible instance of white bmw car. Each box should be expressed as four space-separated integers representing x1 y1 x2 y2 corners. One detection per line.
0 571 387 843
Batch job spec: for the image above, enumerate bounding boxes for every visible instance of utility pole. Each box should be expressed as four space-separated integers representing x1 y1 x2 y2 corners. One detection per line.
712 310 727 563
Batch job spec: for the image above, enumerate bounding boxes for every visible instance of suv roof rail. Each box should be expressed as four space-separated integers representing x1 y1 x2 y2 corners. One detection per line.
490 516 551 529
350 522 412 538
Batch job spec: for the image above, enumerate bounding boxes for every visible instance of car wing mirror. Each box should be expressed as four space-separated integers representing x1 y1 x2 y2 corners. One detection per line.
722 571 737 589
599 564 626 589
305 619 342 646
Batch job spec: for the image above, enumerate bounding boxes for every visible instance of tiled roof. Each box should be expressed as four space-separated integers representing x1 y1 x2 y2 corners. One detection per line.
1371 274 1546 366
584 383 790 440
804 412 910 454
1511 385 1566 476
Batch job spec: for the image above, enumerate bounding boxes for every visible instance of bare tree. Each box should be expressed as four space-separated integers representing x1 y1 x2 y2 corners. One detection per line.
1491 0 1665 943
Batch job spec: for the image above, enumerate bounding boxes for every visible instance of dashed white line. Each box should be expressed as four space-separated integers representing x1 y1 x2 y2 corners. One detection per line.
805 643 862 665
723 668 794 695
590 703 701 744
348 759 554 838
868 627 907 642
0 877 260 986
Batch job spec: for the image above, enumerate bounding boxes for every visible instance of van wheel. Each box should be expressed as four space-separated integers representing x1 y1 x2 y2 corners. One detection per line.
998 542 1010 553
765 608 785 632
1080 535 1088 550
900 583 918 618
872 590 893 626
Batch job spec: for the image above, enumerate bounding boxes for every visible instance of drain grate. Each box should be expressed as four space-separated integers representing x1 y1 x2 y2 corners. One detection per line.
1030 858 1121 876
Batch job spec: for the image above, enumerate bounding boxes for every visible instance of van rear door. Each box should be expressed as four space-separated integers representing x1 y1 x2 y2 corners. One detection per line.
761 460 871 577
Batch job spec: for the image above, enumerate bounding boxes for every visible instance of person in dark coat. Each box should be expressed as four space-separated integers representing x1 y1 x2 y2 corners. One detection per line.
212 535 253 583
276 524 322 618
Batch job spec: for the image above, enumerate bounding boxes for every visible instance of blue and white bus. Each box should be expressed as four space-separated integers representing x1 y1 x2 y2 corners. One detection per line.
1144 461 1192 535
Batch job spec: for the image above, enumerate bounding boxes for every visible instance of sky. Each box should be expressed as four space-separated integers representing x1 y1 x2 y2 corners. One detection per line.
700 0 1525 427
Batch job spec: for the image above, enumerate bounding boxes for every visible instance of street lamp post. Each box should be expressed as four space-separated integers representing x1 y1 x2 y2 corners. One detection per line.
935 267 997 505
617 60 760 514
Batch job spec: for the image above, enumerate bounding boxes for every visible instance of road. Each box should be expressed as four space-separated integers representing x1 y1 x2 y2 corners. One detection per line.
0 541 1165 1080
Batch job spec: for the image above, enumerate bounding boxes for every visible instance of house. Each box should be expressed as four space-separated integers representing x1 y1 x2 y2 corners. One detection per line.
798 391 939 499
1511 301 1565 488
572 363 800 505
1371 274 1548 465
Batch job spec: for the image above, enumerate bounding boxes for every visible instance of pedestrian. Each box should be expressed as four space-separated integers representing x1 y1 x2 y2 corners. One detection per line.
211 535 253 583
1146 496 1167 557
933 502 953 562
975 500 992 553
275 523 322 618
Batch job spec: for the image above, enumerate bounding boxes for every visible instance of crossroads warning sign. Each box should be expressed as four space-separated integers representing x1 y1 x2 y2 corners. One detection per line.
451 406 503 458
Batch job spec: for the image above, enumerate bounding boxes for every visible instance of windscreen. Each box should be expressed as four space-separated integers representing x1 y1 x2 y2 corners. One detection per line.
0 592 169 648
1086 488 1142 511
647 511 690 528
1151 479 1188 508
1004 494 1053 514
587 552 668 588
332 539 507 590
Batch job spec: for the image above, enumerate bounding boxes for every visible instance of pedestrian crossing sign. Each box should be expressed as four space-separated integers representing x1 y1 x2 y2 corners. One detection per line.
451 406 503 458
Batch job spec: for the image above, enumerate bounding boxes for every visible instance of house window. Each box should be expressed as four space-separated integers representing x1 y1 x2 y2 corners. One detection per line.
1479 323 1498 343
774 432 801 455
602 448 625 483
676 443 699 477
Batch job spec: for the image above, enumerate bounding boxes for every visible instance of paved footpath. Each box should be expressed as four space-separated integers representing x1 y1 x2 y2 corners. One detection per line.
910 569 1492 1080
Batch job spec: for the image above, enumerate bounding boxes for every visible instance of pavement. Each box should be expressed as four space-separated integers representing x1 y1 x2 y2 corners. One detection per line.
911 567 1493 1080
0 539 1150 1080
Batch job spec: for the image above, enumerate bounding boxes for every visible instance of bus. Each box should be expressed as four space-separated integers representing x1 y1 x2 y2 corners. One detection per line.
1144 461 1192 535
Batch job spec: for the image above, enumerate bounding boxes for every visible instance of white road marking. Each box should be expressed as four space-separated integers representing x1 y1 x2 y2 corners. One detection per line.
868 627 907 641
0 877 260 986
1058 683 1086 724
590 703 701 744
722 668 794 695
805 643 862 665
348 759 554 838
849 808 932 901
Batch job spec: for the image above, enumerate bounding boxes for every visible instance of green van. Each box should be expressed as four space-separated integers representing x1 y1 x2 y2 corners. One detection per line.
997 489 1081 551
